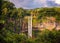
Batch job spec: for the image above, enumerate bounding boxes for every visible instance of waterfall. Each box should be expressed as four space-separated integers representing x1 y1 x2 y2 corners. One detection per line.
28 16 32 38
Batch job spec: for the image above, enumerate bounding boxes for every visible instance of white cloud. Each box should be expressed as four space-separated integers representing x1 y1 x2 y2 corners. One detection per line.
55 0 60 4
9 0 48 9
32 0 47 7
48 0 55 1
9 0 60 9
9 0 34 8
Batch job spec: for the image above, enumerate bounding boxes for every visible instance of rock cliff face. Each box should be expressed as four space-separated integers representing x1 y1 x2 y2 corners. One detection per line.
56 23 60 30
34 17 60 31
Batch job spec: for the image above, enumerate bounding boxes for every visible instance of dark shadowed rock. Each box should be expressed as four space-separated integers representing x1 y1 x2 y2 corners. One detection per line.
0 23 4 30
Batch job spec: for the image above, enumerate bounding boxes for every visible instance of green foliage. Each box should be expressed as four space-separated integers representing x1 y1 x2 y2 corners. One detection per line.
34 30 60 43
1 0 60 43
0 27 60 43
38 8 60 21
0 28 27 43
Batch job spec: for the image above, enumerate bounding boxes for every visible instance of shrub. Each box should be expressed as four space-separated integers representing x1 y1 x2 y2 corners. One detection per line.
0 28 60 43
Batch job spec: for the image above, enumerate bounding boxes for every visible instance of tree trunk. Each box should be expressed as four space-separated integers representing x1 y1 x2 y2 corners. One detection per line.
14 19 17 33
18 18 21 34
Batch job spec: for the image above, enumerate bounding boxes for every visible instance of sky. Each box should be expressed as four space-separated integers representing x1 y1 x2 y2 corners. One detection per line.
55 0 60 4
9 0 60 9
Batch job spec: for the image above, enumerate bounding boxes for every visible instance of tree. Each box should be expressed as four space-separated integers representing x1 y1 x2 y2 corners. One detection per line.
17 8 30 33
1 0 16 33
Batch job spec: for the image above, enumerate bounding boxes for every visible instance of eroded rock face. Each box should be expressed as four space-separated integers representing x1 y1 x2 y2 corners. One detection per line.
37 17 60 31
56 23 60 30
25 16 60 31
43 21 56 30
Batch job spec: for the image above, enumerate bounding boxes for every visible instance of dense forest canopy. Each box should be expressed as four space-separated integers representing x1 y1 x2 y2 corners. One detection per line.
1 0 60 29
1 0 60 30
0 0 60 43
